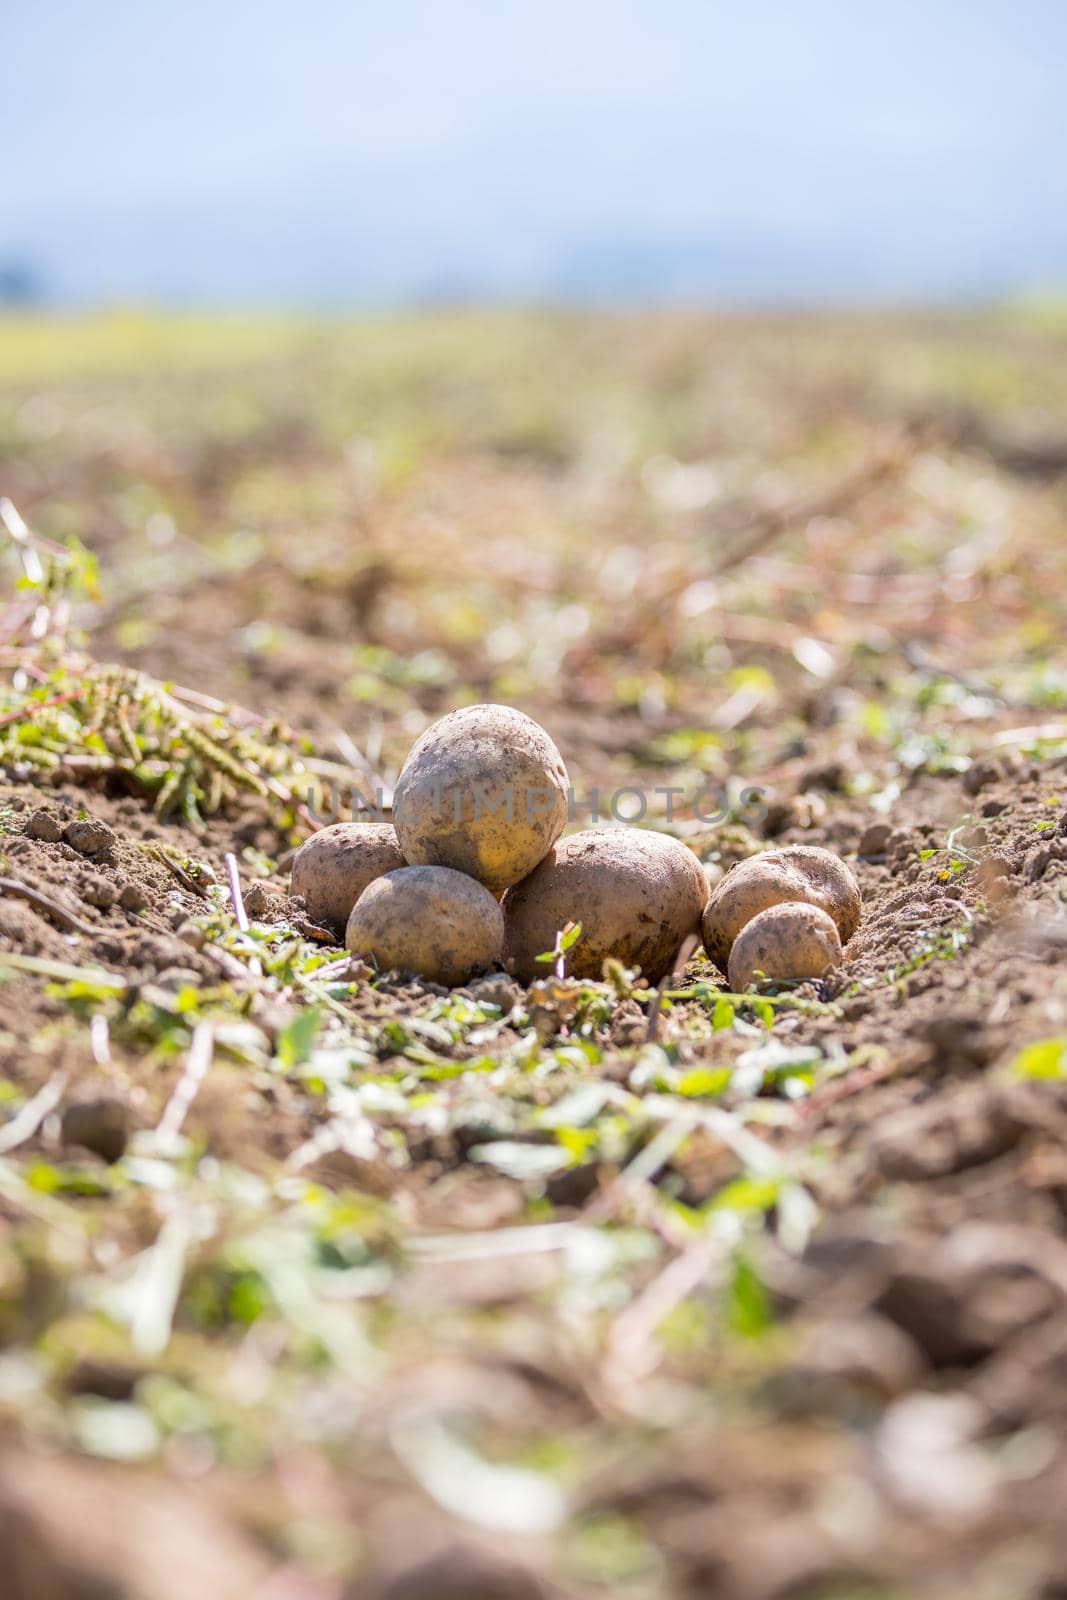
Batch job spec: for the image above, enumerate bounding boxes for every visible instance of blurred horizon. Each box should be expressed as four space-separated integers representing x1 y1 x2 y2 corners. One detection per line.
5 0 1067 310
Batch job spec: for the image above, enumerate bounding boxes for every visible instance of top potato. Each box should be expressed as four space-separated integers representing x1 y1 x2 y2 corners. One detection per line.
290 821 405 937
701 844 861 973
392 704 569 896
503 827 708 983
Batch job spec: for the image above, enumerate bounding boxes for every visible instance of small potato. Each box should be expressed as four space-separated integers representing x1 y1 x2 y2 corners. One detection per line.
727 901 842 991
290 823 405 937
345 865 504 988
702 844 860 973
503 828 708 984
392 704 569 895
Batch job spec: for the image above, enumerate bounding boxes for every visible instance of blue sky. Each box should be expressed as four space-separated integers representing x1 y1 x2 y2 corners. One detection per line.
4 0 1066 304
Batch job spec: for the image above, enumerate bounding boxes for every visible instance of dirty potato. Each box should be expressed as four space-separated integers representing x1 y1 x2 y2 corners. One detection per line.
392 704 569 895
290 822 405 937
702 844 861 973
345 865 504 987
503 828 708 983
727 901 842 991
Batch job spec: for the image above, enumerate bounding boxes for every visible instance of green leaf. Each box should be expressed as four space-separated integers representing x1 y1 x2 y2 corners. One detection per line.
750 999 774 1028
707 1174 781 1216
860 700 890 740
677 1067 731 1099
556 1126 597 1160
48 975 126 1003
275 1005 322 1069
26 1161 112 1197
711 997 735 1031
727 1252 773 1338
1009 1037 1067 1080
228 1270 270 1325
535 921 583 964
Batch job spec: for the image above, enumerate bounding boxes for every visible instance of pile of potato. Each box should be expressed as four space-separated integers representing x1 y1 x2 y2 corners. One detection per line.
291 704 861 991
701 844 860 990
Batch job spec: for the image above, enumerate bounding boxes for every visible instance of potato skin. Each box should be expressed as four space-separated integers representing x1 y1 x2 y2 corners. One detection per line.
702 844 861 973
290 823 405 937
727 901 842 991
392 704 569 896
503 828 708 984
345 865 504 987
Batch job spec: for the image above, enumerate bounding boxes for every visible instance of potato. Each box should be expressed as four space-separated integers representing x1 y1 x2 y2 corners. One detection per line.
345 865 504 987
503 828 708 983
392 704 569 896
727 901 842 991
702 844 861 972
290 822 405 937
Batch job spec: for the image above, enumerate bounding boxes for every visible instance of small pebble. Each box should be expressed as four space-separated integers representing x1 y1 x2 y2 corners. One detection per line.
977 854 1013 895
464 973 523 1013
26 808 63 843
962 760 1000 796
80 876 117 910
244 881 291 922
953 824 989 851
118 882 147 912
858 822 893 857
61 1098 128 1164
243 882 274 916
1023 845 1052 883
64 818 116 859
154 966 205 991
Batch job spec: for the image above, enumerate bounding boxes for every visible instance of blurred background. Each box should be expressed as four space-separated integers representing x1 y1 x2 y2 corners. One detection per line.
4 0 1067 309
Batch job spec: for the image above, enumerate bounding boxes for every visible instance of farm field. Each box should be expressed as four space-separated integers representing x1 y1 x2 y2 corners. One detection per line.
1 306 1067 1599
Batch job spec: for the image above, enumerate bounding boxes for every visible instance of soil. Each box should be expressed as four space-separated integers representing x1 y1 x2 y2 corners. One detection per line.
1 308 1067 1599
